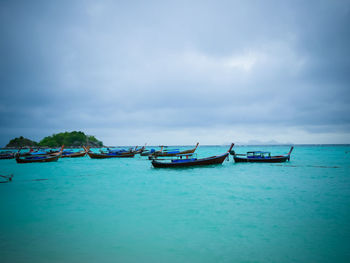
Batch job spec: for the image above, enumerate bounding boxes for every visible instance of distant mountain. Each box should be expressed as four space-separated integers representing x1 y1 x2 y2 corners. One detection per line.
248 139 280 145
234 140 292 145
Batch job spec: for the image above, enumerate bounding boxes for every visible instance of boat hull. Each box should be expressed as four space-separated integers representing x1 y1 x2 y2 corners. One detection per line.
234 156 290 163
16 154 61 163
61 151 86 158
87 152 135 159
0 154 15 159
152 153 228 168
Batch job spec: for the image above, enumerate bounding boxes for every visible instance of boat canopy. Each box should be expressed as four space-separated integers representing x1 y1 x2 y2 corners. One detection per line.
247 151 271 158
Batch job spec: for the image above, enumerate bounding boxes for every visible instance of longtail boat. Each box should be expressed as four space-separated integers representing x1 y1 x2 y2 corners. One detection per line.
141 146 163 156
0 151 15 159
140 150 152 156
84 146 135 159
230 146 294 163
152 143 234 168
0 174 13 183
134 144 146 154
61 147 88 158
149 143 199 159
16 146 64 163
19 148 60 157
102 147 133 154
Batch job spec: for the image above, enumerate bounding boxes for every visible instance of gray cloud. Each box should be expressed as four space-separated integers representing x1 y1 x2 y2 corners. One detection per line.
1 0 350 145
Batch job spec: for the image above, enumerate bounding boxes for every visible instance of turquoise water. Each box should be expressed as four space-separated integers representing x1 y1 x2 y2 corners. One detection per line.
1 145 350 263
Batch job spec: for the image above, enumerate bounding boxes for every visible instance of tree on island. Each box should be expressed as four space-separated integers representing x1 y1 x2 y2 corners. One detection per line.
5 131 103 148
38 131 103 147
6 136 38 148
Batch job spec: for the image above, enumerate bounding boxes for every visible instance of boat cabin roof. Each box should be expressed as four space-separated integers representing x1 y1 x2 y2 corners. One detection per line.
247 151 271 158
153 153 196 161
247 151 270 154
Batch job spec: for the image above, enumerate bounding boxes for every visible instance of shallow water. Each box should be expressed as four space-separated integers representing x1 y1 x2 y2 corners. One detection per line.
1 145 350 263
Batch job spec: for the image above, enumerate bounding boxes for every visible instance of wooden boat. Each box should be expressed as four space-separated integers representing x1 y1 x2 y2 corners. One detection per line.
16 146 64 163
149 143 199 159
102 147 134 154
141 146 163 156
61 147 88 158
230 146 294 163
0 174 13 183
84 146 135 159
152 144 234 168
0 151 15 159
141 150 152 156
134 145 146 154
19 148 60 157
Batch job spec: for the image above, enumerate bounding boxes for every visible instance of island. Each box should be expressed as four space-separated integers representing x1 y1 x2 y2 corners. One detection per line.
6 136 38 148
5 131 103 148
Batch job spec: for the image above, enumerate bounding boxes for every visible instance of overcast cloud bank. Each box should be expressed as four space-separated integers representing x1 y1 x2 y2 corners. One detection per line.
1 0 350 146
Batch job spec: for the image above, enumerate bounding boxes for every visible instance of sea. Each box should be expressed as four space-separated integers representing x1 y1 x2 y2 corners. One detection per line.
1 145 350 263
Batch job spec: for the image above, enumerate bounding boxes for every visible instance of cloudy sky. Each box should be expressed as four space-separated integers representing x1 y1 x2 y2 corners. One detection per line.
1 0 350 146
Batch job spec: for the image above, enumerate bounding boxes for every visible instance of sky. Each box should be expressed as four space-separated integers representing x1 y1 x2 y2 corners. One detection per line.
1 0 350 146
